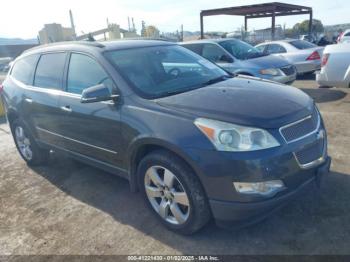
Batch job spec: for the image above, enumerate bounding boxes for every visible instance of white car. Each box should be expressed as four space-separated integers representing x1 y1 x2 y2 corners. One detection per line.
337 29 350 44
256 39 324 74
316 43 350 88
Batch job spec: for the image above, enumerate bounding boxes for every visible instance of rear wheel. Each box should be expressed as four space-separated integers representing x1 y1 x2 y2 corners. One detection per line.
11 119 49 166
138 150 211 234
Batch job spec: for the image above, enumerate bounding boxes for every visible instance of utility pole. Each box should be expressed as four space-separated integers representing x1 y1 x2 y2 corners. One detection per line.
132 18 136 32
69 9 77 40
180 24 184 42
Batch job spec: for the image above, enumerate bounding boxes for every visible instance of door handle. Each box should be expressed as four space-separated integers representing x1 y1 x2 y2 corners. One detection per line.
24 98 33 104
60 105 72 113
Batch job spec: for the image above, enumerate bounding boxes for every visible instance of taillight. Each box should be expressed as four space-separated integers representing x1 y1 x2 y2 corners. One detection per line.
321 54 330 67
306 51 320 60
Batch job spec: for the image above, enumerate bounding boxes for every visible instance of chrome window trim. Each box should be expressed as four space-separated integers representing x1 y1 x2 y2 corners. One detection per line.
11 76 78 98
279 110 320 144
11 76 115 104
36 126 118 155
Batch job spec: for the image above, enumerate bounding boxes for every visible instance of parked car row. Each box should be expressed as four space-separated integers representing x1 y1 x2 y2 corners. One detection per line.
0 40 330 234
184 37 350 89
255 39 324 75
181 39 297 84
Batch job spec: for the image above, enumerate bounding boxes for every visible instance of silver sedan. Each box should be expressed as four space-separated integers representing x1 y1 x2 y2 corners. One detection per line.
256 39 324 74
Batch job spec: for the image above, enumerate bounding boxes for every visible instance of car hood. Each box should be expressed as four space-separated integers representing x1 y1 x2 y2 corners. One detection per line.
242 54 290 69
156 76 314 129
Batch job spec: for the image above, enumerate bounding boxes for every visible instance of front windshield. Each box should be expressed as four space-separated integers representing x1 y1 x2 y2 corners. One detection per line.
219 39 265 60
105 45 229 98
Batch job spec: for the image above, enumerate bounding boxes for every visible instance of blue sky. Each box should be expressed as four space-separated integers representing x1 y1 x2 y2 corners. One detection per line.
0 0 348 38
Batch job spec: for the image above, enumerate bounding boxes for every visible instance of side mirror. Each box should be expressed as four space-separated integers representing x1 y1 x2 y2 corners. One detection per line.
81 84 119 104
220 54 234 63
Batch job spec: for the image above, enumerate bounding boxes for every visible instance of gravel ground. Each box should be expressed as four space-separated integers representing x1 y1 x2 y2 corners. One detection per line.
1 74 350 255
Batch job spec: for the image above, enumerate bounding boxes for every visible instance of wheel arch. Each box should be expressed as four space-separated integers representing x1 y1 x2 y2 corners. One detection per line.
127 138 202 193
6 107 19 127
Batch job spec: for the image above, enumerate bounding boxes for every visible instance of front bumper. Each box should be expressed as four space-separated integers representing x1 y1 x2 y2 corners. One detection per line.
210 156 331 228
259 72 296 85
184 117 329 228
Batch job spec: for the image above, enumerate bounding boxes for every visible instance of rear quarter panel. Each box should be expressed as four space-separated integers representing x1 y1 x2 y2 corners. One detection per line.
323 44 350 87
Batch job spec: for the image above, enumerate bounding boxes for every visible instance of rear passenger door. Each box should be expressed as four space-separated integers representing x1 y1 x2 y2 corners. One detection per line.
28 52 68 147
57 52 122 167
8 54 39 129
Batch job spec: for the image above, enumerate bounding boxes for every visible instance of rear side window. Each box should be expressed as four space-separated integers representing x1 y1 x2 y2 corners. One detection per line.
67 53 111 94
11 55 39 85
289 40 316 50
266 44 287 54
34 53 66 89
344 32 350 37
256 45 266 52
201 44 227 63
182 44 203 55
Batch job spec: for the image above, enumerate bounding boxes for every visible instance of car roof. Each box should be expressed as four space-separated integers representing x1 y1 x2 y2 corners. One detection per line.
22 39 175 56
256 39 298 46
181 38 238 45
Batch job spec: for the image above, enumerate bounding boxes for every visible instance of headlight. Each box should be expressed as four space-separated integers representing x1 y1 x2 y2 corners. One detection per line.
259 68 280 76
194 118 280 152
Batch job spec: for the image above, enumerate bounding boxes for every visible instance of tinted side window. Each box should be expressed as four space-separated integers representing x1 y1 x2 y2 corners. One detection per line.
256 45 266 52
289 40 316 49
34 53 66 89
67 53 111 95
202 44 226 63
344 32 350 36
266 44 286 54
11 55 39 85
182 44 203 55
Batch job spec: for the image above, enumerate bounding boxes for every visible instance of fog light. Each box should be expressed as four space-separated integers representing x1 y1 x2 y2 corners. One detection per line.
233 180 285 197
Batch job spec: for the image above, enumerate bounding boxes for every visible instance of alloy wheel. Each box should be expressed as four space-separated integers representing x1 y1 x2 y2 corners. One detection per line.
15 126 33 161
144 166 190 225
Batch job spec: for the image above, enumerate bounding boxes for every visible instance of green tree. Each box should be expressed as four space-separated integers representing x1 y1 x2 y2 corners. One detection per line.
293 19 324 34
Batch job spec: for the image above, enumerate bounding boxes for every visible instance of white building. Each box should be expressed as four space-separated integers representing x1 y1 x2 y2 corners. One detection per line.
39 23 75 44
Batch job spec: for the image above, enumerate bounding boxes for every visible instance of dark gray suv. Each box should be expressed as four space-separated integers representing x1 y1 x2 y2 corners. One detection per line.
0 40 331 234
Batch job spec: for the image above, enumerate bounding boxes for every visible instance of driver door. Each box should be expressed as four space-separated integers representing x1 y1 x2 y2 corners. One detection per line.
57 52 123 167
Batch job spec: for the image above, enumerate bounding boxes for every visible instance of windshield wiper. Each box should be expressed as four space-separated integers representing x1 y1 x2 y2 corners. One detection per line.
160 75 232 97
201 75 232 87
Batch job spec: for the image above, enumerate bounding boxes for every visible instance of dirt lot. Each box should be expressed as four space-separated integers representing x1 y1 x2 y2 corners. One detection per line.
1 73 350 255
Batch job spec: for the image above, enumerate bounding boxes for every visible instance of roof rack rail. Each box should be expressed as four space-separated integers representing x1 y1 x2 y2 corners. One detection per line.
117 37 176 42
23 41 105 54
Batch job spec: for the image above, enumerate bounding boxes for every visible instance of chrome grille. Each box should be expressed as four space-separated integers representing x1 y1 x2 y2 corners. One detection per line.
280 65 295 76
280 108 319 143
294 138 325 167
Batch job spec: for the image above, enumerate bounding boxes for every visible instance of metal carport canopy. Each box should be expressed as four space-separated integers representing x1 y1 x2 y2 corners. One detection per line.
200 2 313 40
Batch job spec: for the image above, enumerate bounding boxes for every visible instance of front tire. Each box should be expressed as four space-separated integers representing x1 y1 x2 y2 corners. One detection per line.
11 119 49 166
137 150 211 235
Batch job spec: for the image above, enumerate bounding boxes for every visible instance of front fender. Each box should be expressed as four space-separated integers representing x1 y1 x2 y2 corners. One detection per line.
126 136 202 192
